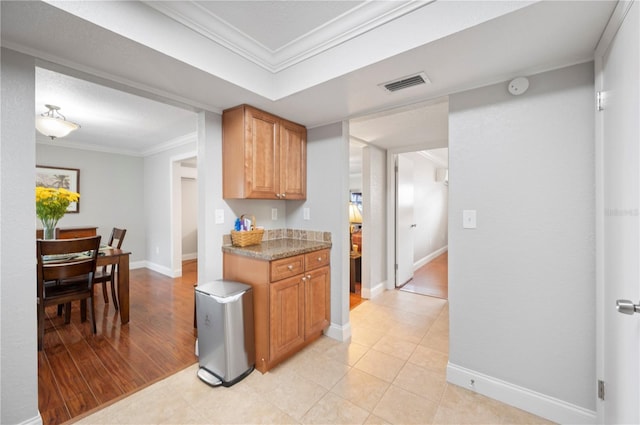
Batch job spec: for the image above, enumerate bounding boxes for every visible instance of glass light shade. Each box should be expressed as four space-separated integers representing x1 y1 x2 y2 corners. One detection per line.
35 115 80 139
349 203 362 224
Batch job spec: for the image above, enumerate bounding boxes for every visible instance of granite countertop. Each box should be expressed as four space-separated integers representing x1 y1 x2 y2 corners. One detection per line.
222 238 332 261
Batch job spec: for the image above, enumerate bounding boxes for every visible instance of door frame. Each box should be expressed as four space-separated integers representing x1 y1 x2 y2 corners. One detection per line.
170 150 198 278
594 1 637 423
386 145 448 291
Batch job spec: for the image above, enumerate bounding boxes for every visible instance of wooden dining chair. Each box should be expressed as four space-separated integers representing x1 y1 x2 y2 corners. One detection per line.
93 227 126 310
37 236 101 351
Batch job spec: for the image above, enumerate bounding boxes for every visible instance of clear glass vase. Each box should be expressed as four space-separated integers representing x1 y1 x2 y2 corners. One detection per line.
42 225 56 240
40 218 59 240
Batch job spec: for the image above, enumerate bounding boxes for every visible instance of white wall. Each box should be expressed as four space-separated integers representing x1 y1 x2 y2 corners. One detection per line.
196 110 225 283
0 48 40 425
362 145 387 298
448 62 595 423
144 141 197 275
36 144 145 264
225 198 287 230
401 151 448 267
287 122 351 341
181 176 197 259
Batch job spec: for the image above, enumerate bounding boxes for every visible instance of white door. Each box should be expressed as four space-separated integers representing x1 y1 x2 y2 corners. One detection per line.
396 154 415 286
598 2 639 423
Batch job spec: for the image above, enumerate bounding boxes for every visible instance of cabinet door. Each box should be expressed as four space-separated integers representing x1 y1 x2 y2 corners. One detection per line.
245 107 280 198
304 266 330 338
270 275 305 362
279 119 306 200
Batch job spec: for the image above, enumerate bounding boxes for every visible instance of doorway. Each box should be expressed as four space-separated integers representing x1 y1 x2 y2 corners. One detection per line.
349 139 365 309
394 149 449 298
170 152 198 277
595 2 639 423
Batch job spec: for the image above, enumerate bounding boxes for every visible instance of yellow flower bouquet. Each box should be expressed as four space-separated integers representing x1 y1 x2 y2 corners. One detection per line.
36 187 80 238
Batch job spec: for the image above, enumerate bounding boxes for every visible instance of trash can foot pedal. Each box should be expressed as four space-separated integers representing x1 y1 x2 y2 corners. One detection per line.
197 367 222 387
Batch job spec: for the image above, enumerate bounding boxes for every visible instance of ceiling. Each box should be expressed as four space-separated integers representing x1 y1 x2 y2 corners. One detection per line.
1 1 616 156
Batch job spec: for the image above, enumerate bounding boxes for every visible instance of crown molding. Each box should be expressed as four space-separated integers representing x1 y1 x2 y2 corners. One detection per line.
417 149 448 167
36 132 198 158
141 132 198 157
143 1 430 73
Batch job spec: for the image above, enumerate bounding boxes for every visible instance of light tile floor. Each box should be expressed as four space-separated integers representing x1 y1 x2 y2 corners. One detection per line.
75 290 554 424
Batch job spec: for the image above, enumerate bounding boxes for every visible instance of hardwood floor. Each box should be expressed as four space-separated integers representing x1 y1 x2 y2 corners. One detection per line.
38 261 198 425
349 282 364 310
399 252 448 299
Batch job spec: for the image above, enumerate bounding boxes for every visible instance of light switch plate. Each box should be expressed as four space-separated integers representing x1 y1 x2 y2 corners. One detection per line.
271 208 278 221
303 208 311 220
215 209 224 224
463 210 477 229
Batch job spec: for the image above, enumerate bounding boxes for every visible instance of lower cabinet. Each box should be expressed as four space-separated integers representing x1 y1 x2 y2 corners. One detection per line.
304 266 331 338
270 275 305 361
223 248 330 373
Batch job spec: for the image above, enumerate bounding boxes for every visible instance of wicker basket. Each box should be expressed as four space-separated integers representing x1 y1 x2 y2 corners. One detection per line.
231 215 264 247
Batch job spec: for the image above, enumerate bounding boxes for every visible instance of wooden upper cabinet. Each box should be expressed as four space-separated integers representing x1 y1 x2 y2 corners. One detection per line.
223 105 306 200
279 119 306 200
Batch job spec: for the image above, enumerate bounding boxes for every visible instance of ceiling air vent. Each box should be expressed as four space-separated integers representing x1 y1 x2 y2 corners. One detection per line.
380 72 430 93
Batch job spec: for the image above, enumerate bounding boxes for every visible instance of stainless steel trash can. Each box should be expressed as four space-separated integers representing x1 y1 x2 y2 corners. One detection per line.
195 280 255 387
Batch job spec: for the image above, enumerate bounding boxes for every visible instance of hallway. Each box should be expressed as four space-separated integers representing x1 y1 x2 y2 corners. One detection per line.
75 289 552 424
399 252 448 299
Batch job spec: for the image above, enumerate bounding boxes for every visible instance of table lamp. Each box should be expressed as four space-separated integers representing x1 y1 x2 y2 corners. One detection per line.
349 203 362 252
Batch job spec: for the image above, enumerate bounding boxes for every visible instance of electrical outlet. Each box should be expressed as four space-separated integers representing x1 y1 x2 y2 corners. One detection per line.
303 208 310 220
271 208 278 220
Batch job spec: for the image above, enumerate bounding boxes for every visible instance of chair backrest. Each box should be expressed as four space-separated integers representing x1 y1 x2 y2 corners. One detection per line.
37 236 102 289
109 228 126 249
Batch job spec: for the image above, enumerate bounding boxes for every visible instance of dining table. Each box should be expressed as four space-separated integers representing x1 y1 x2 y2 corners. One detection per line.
40 242 132 325
97 246 131 324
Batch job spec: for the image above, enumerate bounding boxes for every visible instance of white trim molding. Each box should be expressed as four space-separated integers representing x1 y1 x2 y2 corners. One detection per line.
361 280 386 300
414 245 448 271
143 261 177 278
325 322 352 342
447 363 596 425
18 414 42 425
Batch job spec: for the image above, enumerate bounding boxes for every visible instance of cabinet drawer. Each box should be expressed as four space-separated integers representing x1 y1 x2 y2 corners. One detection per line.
305 249 330 271
271 255 304 282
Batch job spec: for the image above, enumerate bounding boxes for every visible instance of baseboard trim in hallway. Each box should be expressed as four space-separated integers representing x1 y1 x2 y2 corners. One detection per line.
447 363 596 425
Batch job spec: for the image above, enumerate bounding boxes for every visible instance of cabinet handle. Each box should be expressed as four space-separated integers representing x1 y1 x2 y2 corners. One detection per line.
276 194 281 199
287 265 293 271
281 193 286 198
317 257 322 262
307 274 311 279
302 277 306 282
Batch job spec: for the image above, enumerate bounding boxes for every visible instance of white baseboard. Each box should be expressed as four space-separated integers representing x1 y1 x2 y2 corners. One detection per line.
325 322 352 342
447 363 596 425
19 413 42 425
144 261 177 277
182 252 197 261
129 260 146 270
362 280 385 299
414 245 448 271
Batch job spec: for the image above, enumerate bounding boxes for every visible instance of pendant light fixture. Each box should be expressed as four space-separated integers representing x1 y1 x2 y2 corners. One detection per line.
35 104 80 140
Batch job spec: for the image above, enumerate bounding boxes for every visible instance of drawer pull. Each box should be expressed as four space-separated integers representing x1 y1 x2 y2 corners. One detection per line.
317 257 322 261
287 265 293 271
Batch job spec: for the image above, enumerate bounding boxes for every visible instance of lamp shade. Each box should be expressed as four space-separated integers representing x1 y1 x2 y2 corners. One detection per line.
35 105 80 140
349 203 362 224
